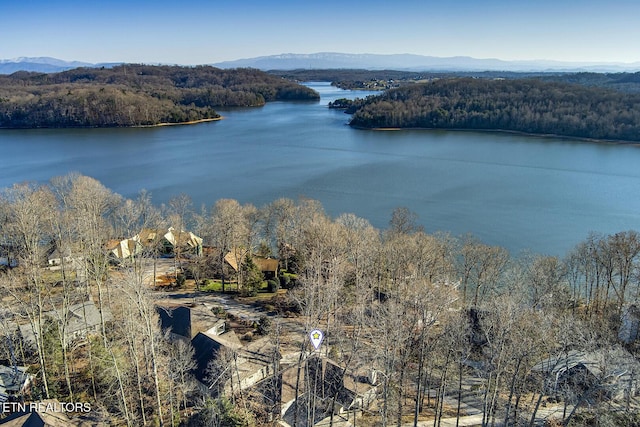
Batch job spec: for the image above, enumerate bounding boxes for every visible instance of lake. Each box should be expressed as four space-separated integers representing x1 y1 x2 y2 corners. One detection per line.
1 82 640 256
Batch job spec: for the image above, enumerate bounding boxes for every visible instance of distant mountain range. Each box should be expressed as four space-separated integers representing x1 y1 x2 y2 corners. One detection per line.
212 53 640 73
2 53 640 74
0 57 119 74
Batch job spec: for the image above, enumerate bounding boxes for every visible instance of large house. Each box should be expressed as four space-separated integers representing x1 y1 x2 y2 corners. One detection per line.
138 227 203 257
105 237 142 260
19 300 112 348
156 304 193 340
191 329 243 385
224 248 279 280
531 347 640 402
279 355 377 427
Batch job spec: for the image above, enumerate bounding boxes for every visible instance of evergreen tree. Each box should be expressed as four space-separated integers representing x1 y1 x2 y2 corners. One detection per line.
240 254 263 297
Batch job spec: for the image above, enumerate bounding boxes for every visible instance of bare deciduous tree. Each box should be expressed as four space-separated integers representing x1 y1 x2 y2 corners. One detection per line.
1 183 57 398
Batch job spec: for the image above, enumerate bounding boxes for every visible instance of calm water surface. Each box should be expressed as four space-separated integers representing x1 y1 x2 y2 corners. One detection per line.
1 82 639 256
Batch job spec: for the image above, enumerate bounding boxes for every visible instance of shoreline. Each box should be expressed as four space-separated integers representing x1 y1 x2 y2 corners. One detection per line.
0 116 224 130
135 116 223 128
353 125 640 146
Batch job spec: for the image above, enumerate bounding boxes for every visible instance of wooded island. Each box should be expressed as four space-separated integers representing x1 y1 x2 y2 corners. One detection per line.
0 65 319 128
333 78 640 142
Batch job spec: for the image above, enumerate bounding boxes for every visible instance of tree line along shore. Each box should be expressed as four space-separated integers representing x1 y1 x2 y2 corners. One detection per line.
0 65 319 128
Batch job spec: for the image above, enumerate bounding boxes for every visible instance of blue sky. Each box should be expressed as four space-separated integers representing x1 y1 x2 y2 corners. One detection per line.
2 0 640 64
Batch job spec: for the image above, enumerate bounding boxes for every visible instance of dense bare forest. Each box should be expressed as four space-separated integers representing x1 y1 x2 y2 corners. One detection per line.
1 175 640 426
342 78 640 142
0 65 319 128
273 69 640 93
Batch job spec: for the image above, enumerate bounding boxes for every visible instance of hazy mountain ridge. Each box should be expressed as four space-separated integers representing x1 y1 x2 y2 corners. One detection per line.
0 57 120 74
0 57 94 66
212 52 640 72
3 53 640 74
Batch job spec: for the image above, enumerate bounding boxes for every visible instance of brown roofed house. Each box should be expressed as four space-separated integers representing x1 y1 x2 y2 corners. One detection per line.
224 248 278 279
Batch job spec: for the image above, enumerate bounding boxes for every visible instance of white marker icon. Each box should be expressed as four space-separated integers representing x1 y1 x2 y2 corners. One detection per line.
309 329 324 350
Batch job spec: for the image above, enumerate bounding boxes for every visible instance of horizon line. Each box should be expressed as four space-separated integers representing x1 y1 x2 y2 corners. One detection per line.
3 52 640 67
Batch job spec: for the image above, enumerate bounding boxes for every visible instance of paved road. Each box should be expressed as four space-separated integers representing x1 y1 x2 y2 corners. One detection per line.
422 414 485 427
203 295 265 323
153 290 267 323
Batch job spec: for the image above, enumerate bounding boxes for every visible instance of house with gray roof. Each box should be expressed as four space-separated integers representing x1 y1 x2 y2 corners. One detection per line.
531 347 640 402
19 300 112 348
191 330 243 385
157 304 192 340
0 365 31 403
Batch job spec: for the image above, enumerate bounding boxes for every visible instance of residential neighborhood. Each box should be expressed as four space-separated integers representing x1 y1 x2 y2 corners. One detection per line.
1 175 640 426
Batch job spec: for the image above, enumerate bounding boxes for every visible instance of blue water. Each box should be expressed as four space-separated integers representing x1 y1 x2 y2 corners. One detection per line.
1 82 639 256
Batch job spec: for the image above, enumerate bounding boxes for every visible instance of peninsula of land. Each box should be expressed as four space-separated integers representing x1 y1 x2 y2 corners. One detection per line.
0 65 319 128
331 77 640 142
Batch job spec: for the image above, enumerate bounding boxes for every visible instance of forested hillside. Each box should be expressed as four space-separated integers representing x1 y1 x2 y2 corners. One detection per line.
0 65 319 128
345 78 640 142
273 69 557 90
273 69 640 93
543 71 640 94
